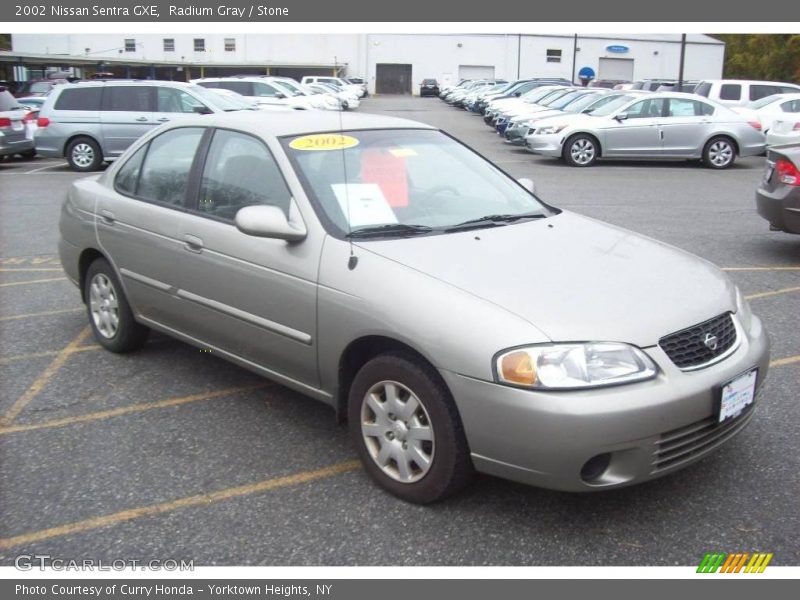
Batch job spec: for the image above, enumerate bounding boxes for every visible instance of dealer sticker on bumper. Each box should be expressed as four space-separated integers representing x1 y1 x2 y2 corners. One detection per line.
718 368 757 423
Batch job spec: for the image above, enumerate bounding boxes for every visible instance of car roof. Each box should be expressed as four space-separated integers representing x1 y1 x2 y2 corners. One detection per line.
185 110 436 137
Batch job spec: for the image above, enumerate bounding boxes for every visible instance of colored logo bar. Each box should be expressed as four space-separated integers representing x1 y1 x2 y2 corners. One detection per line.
697 552 773 573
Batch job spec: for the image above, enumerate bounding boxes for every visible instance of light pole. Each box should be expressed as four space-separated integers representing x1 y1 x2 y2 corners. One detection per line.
678 34 686 89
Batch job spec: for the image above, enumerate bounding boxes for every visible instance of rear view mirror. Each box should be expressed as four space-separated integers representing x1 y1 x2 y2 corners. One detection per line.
235 204 307 242
517 178 535 193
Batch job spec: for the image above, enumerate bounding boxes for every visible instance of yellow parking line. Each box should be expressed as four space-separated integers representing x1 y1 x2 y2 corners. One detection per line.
0 460 361 550
0 326 92 427
744 286 800 301
0 383 272 435
0 307 83 322
0 277 67 288
722 266 800 272
770 355 800 368
0 267 64 272
0 344 100 366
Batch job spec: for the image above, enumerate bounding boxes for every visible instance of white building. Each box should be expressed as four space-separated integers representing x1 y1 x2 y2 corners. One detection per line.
9 33 724 93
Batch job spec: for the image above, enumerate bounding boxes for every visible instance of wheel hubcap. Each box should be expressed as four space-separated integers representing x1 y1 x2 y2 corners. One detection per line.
89 273 120 339
570 138 595 165
360 380 434 483
709 141 733 166
72 144 95 168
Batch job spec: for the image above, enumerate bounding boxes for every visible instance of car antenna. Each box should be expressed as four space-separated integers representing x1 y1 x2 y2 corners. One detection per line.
335 55 358 270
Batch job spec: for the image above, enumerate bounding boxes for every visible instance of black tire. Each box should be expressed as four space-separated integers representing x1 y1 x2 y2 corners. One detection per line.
702 136 736 169
563 133 599 167
84 258 149 353
348 352 473 504
66 136 103 172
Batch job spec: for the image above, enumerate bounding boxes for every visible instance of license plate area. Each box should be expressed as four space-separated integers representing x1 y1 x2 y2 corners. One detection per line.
716 368 757 423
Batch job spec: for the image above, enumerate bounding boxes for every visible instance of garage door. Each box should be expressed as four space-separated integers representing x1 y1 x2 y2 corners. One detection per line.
375 64 413 95
458 65 496 81
598 58 634 81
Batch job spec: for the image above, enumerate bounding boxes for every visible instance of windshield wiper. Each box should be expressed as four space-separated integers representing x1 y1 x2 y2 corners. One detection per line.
346 223 434 238
444 212 547 232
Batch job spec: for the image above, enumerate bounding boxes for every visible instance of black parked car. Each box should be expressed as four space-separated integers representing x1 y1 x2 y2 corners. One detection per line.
756 144 800 234
420 79 440 97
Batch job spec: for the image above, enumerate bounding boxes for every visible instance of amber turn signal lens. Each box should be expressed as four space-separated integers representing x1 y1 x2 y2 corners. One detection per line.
500 351 537 385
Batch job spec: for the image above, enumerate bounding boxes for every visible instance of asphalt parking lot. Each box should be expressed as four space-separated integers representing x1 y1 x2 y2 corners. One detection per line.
0 95 798 567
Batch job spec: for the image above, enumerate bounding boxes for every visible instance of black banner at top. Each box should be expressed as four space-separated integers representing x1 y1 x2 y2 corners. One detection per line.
3 0 800 22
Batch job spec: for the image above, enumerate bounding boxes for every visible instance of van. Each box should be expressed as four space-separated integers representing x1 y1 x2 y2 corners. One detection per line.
694 79 800 107
35 80 251 171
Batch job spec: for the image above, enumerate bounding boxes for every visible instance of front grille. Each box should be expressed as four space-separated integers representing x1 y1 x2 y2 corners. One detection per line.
659 312 737 370
652 405 755 473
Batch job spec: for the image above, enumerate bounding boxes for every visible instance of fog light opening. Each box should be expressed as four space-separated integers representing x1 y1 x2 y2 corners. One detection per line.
580 453 611 483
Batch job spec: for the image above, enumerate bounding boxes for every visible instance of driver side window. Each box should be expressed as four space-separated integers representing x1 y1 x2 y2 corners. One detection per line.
625 98 665 119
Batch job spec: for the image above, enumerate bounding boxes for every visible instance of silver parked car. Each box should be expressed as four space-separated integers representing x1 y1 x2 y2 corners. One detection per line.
0 87 35 159
525 92 766 168
59 112 770 503
35 80 254 172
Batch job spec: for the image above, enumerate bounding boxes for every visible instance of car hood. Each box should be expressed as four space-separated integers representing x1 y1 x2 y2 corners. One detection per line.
355 212 736 347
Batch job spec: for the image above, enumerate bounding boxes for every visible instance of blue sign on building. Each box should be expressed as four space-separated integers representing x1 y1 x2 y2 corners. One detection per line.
606 45 630 53
578 66 595 80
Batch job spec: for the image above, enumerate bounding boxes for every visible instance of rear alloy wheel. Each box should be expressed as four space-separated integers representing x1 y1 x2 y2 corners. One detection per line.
66 137 103 172
84 258 149 353
564 134 598 167
348 353 472 504
703 136 736 169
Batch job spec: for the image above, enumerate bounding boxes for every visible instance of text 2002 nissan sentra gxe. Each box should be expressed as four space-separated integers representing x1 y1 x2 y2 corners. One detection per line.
58 111 770 503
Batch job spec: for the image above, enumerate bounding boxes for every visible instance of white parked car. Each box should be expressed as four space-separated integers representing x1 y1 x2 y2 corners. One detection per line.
732 93 800 133
765 118 800 146
191 77 317 110
203 87 291 112
300 76 366 98
306 82 359 110
694 79 800 108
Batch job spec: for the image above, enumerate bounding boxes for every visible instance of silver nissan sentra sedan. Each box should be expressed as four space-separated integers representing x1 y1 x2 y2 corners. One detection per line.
58 111 770 503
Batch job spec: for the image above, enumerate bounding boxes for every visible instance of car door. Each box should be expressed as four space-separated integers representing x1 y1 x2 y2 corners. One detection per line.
658 98 715 157
96 126 206 328
601 97 664 157
174 128 321 387
99 85 156 157
153 86 211 125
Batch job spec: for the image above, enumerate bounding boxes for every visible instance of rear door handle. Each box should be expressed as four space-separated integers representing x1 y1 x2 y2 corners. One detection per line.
183 234 204 253
135 116 149 122
99 209 115 224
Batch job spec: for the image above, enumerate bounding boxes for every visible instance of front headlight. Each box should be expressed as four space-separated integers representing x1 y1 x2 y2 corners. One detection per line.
495 342 658 389
536 123 568 135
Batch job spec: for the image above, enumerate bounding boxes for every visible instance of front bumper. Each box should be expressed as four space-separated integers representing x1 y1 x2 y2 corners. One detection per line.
440 313 769 492
525 133 564 157
756 186 800 234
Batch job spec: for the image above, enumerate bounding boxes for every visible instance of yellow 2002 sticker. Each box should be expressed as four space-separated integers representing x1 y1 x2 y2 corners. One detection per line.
289 134 360 151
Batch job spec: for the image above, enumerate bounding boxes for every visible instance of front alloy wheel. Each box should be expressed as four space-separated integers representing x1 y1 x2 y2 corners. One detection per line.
565 134 598 167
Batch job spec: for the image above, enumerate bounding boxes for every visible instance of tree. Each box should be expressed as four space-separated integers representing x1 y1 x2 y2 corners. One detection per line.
0 34 11 51
710 34 800 83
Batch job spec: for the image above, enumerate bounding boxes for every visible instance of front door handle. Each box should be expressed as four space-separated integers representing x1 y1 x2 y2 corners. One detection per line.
99 209 115 224
183 234 204 253
135 116 149 122
156 117 170 122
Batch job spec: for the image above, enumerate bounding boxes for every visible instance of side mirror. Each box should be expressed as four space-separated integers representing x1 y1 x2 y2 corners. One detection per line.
614 112 629 122
192 105 212 115
235 204 307 242
274 92 286 99
514 91 522 96
517 178 535 193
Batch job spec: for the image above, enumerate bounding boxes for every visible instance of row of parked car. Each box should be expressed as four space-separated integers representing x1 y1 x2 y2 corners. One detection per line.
440 77 800 169
0 75 368 170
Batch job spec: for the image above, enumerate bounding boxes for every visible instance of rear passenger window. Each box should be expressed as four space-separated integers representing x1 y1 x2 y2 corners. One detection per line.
115 144 147 195
215 81 253 96
197 129 291 220
137 128 204 207
54 88 103 111
104 86 152 112
694 82 711 97
253 82 280 97
156 87 207 113
719 84 741 101
750 85 779 101
783 100 800 113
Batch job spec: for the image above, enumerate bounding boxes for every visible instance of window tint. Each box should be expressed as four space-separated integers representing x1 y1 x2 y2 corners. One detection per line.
719 84 741 101
104 86 152 112
198 130 291 220
156 87 206 113
253 82 280 97
215 81 253 96
115 144 147 195
779 86 800 94
694 82 712 97
54 88 103 111
137 128 204 207
625 97 665 119
666 98 714 117
750 85 780 101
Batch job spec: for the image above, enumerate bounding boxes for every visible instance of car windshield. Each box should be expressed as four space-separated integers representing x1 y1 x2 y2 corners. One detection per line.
281 129 552 237
537 89 573 106
748 95 780 109
522 88 561 104
188 84 254 111
563 92 605 113
271 80 304 97
586 94 636 116
548 91 591 109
